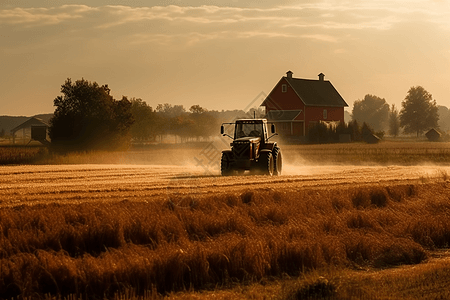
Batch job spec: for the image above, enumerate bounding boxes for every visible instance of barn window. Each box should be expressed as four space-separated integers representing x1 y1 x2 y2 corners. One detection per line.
323 109 327 120
282 84 287 93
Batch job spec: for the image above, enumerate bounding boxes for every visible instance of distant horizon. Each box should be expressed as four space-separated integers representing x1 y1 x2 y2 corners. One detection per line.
1 1 449 116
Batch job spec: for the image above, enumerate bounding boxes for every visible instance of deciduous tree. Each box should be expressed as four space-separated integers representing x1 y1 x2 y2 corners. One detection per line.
49 78 134 151
388 104 401 137
130 98 156 141
400 86 438 137
352 94 389 131
438 105 450 131
189 105 205 114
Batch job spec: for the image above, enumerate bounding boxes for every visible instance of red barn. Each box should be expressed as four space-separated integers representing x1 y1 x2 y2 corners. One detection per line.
261 71 348 139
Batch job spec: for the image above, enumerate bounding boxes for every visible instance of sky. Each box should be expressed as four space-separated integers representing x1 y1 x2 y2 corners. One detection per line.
1 0 450 116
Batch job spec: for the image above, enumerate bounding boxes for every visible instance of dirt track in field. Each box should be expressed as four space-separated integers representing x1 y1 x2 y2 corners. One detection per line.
1 164 449 208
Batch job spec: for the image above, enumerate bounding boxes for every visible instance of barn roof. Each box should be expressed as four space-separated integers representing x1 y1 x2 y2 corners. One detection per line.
261 72 348 108
286 77 348 107
11 117 48 134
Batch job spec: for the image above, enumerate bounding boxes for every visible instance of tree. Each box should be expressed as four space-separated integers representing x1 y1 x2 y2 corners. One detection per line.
352 94 389 132
49 78 134 151
189 105 205 114
347 120 362 142
438 105 450 131
361 122 374 138
155 103 187 141
247 107 265 118
188 106 219 140
156 103 186 118
388 104 401 137
130 98 156 141
400 86 439 136
307 121 330 144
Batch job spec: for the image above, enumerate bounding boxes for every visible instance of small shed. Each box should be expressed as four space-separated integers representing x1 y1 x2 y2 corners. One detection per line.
426 128 441 141
11 117 50 145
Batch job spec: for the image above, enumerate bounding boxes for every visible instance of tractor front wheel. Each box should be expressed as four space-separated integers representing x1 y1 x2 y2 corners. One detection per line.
221 152 233 176
259 151 274 176
272 147 282 176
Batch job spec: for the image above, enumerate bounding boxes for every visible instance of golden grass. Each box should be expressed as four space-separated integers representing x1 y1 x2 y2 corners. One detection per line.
1 180 450 299
0 146 49 165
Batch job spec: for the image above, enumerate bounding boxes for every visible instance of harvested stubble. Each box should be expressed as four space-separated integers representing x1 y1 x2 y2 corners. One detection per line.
1 182 450 299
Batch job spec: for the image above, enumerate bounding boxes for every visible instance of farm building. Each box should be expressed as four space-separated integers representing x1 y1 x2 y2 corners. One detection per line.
426 128 441 141
261 71 348 140
11 117 50 145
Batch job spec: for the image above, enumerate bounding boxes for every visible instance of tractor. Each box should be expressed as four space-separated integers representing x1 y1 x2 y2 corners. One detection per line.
220 119 282 176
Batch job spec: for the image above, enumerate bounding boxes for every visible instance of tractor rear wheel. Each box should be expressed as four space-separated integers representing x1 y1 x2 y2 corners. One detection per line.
273 147 282 176
259 151 274 176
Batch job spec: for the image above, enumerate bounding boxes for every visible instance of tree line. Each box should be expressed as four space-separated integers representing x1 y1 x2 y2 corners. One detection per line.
351 86 442 137
130 100 264 144
309 86 445 143
48 78 447 152
49 78 263 151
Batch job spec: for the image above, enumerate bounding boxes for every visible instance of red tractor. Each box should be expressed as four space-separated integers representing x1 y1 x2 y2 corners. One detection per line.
220 119 282 176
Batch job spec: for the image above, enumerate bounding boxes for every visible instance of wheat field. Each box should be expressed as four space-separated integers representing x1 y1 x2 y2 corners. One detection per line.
2 142 450 299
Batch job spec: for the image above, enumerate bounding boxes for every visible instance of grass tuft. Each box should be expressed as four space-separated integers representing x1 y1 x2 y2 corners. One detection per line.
351 190 371 208
374 238 428 267
240 190 255 204
370 189 389 207
283 275 338 300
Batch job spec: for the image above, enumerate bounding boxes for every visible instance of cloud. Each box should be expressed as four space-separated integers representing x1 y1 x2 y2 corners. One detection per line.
2 3 448 29
96 5 292 28
301 34 339 43
0 5 97 26
129 30 298 47
1 2 449 46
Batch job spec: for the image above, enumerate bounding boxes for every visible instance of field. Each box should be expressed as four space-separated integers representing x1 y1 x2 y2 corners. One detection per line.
2 142 450 299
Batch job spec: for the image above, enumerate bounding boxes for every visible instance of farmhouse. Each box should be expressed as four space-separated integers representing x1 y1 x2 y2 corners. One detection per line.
261 71 348 140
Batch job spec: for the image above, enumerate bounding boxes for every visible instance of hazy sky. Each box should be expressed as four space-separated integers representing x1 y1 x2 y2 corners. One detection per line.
1 0 450 116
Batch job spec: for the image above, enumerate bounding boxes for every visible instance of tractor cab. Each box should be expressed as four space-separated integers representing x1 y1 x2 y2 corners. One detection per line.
234 119 267 141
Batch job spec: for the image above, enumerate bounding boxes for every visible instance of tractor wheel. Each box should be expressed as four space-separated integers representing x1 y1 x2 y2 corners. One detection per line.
259 151 274 176
221 153 233 176
272 147 283 176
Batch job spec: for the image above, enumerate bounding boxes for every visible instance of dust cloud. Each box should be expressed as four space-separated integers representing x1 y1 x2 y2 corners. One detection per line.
126 143 356 177
49 141 450 181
